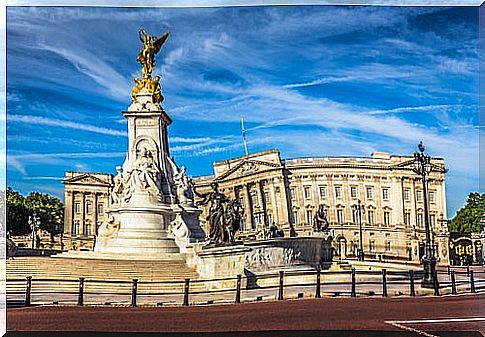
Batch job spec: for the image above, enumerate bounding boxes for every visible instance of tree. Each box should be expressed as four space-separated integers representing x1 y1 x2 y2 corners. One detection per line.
6 187 64 236
449 192 485 234
6 187 30 236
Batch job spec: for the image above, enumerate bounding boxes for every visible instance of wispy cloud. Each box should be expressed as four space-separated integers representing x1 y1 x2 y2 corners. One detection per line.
8 114 126 136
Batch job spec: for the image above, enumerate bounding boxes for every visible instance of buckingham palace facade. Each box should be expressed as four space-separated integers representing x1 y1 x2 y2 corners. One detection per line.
62 149 449 264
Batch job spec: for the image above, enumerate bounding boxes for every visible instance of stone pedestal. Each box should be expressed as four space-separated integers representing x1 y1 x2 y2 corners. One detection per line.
197 245 250 289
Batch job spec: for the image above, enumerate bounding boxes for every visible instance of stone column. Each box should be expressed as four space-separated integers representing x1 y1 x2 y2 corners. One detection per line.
93 192 98 237
259 180 268 227
81 192 86 236
245 183 255 229
64 190 73 235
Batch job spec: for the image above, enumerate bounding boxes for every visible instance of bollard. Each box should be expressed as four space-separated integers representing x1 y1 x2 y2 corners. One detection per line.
235 275 241 304
467 265 470 277
78 277 85 306
183 278 190 306
382 269 387 297
131 279 138 307
470 270 476 293
25 276 32 307
447 265 450 275
433 271 440 296
451 271 457 295
315 269 321 299
409 270 415 297
351 268 356 298
278 271 284 301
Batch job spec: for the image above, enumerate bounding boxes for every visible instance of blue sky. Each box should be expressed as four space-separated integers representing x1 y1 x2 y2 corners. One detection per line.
4 6 480 217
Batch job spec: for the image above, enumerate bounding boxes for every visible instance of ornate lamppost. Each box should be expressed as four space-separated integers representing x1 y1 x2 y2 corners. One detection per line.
352 200 365 261
28 213 41 249
411 141 446 288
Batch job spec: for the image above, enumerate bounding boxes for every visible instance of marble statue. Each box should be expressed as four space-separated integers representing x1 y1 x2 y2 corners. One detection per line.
174 165 195 205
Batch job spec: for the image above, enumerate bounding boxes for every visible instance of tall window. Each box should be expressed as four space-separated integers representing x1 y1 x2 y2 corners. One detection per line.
430 214 436 228
290 188 296 200
319 186 327 198
97 203 104 214
306 210 313 225
350 186 358 198
366 187 373 200
292 211 299 225
382 188 389 201
417 213 424 228
267 213 273 226
85 222 92 236
383 211 391 226
385 241 391 252
367 210 375 225
369 240 376 252
352 208 358 224
403 189 411 202
416 190 423 202
86 202 92 214
337 209 344 224
304 186 311 199
75 202 81 213
72 220 80 235
404 212 411 226
251 193 258 206
429 191 435 203
335 186 342 199
264 192 270 204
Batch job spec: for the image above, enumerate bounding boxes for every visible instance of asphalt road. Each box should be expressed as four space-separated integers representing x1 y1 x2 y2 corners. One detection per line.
6 293 485 336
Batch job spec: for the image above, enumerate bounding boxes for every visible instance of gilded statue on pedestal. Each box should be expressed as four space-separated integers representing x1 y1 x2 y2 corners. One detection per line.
132 29 169 104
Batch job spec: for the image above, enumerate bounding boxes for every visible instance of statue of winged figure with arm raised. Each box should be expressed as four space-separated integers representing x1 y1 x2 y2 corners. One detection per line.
137 29 169 78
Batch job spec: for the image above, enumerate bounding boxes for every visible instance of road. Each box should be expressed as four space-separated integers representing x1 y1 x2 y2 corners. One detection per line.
7 293 484 336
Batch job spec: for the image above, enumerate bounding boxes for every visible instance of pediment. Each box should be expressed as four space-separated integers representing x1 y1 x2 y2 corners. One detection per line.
64 173 112 187
216 159 281 181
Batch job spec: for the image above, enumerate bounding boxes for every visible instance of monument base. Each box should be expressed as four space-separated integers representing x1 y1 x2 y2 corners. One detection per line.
197 245 250 289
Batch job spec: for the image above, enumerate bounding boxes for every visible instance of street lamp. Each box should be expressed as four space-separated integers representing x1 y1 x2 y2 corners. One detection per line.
352 200 365 261
411 141 445 288
28 213 41 249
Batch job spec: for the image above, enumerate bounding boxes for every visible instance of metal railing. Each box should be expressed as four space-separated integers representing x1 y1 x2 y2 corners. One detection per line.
6 267 485 307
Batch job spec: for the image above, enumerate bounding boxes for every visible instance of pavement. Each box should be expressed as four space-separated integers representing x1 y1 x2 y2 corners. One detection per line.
6 293 485 336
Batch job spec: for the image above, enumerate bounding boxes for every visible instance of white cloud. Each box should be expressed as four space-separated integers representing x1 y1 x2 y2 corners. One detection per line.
8 114 126 137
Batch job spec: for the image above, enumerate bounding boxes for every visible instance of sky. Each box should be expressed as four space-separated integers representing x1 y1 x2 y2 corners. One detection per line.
4 5 481 217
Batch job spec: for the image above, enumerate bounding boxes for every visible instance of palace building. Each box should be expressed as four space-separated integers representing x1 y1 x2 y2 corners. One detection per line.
62 149 450 264
62 171 113 251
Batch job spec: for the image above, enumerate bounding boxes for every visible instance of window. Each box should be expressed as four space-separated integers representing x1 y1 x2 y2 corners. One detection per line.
382 188 389 201
85 222 92 236
350 186 358 198
367 210 375 225
264 192 270 204
75 202 81 213
429 191 435 203
306 210 313 225
251 194 258 206
292 211 299 225
369 240 376 252
352 208 358 224
404 212 411 226
86 202 92 214
385 241 391 252
430 214 436 228
417 213 424 228
97 203 104 214
267 213 273 226
290 188 296 200
416 190 423 202
304 186 311 199
72 220 80 235
366 187 373 200
319 186 327 198
335 186 342 198
404 189 411 202
337 209 344 224
383 211 391 226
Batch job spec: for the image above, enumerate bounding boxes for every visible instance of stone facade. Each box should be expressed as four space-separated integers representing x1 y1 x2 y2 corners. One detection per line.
63 171 113 251
193 149 449 265
62 148 450 265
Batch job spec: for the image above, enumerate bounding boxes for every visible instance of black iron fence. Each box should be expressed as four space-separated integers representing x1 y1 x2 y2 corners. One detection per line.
5 267 485 307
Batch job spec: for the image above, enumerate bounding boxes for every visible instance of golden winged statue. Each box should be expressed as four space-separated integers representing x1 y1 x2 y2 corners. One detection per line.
132 29 169 104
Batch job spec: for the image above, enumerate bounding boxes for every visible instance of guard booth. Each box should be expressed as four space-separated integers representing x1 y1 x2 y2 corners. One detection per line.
449 233 483 266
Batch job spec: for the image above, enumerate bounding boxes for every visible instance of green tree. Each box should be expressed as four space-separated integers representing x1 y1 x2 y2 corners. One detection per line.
449 192 485 234
6 187 64 236
6 187 30 235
